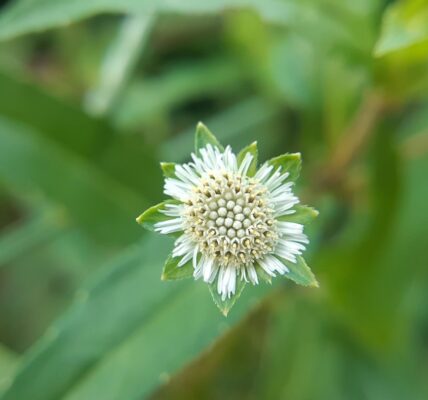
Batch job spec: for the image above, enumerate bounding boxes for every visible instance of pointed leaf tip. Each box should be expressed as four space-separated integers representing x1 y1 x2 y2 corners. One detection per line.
195 122 224 155
160 162 176 178
136 200 181 236
208 279 246 316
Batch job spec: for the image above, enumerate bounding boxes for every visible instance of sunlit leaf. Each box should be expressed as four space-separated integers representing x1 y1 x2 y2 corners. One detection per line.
160 162 176 178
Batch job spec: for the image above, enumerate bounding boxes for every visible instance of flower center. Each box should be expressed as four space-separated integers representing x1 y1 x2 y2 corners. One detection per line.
183 170 278 267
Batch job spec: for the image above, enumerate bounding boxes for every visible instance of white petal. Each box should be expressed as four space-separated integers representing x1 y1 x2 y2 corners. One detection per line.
154 217 183 234
246 264 259 285
192 245 199 270
224 146 238 172
202 257 218 283
238 152 253 176
164 178 193 201
217 266 237 300
172 234 194 257
160 203 184 217
254 163 273 182
178 251 193 267
258 255 289 276
175 164 200 185
264 169 287 191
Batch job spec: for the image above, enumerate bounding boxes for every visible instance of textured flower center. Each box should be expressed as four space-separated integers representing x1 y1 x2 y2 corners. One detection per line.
183 170 278 267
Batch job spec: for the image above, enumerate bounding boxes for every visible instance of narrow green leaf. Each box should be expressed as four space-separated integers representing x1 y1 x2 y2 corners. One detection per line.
237 141 258 177
195 122 224 155
282 255 318 287
136 200 180 233
209 278 246 316
267 152 302 181
160 162 176 178
85 15 154 116
161 254 194 281
278 205 319 225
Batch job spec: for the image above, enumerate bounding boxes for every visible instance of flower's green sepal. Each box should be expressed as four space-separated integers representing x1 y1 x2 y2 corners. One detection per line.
278 205 319 225
136 200 180 235
195 122 224 155
237 141 258 177
268 153 302 181
282 255 318 287
209 279 246 316
160 162 176 178
161 254 194 281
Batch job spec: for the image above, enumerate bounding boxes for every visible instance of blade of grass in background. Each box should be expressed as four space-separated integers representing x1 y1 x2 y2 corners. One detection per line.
85 14 155 116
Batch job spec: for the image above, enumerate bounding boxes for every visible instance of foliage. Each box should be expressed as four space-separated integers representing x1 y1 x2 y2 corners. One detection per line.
0 0 427 399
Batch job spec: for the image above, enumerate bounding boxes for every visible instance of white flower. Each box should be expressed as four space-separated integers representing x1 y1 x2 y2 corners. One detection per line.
153 143 310 301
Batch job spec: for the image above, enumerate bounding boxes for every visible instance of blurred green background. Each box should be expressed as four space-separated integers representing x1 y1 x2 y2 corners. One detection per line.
0 0 428 399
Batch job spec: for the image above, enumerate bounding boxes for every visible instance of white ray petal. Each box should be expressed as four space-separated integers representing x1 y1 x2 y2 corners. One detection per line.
154 218 183 234
238 152 253 176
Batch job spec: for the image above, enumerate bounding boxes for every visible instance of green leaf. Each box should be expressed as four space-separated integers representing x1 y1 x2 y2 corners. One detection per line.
209 278 246 316
374 0 428 56
195 122 224 155
237 141 258 177
136 200 180 233
0 344 18 396
278 205 319 225
267 152 302 181
0 206 67 267
0 0 297 42
0 72 162 203
160 162 176 178
114 57 244 131
0 116 143 246
282 255 318 287
161 254 194 281
85 15 154 116
0 235 271 400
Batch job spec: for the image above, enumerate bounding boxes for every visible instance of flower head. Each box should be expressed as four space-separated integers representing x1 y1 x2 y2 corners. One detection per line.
137 123 318 314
